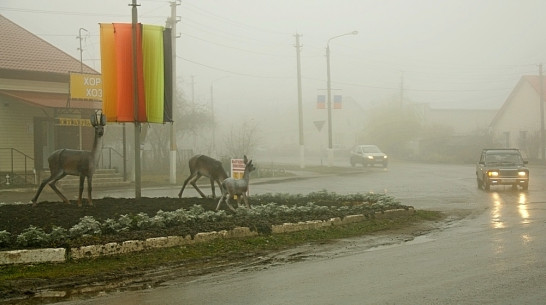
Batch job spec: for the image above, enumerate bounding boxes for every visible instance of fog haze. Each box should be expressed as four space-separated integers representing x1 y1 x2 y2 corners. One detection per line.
3 0 546 157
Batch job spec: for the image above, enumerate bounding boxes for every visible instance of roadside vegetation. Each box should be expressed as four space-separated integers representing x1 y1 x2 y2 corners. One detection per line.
0 190 446 302
0 209 443 302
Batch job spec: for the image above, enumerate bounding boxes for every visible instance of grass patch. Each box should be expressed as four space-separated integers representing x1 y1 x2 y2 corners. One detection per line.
0 210 443 284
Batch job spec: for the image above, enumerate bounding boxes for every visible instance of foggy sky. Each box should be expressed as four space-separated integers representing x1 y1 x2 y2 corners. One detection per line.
3 0 546 114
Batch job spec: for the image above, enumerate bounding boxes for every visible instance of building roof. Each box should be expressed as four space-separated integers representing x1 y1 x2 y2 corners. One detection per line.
0 14 96 75
489 75 545 127
0 90 101 110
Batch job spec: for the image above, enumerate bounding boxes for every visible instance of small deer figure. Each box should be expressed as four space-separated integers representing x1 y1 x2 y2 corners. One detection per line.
178 154 229 199
31 112 106 207
216 155 256 211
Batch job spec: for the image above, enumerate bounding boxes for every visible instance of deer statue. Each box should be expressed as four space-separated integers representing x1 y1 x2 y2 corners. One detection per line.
31 111 106 207
178 154 229 199
216 155 256 211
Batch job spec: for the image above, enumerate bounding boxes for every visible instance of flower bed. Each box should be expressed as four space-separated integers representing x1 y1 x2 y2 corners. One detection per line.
0 191 410 251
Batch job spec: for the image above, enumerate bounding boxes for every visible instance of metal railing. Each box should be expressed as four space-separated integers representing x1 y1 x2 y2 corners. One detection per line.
100 147 126 181
0 148 35 186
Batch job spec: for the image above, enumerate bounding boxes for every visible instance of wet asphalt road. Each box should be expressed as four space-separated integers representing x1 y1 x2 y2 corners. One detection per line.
57 161 546 304
94 161 479 211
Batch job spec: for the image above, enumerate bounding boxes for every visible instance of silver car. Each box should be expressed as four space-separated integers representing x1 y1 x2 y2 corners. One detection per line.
350 145 388 168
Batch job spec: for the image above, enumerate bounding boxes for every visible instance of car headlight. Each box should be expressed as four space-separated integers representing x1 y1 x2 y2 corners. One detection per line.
488 171 499 177
383 156 388 159
367 156 374 160
518 171 527 177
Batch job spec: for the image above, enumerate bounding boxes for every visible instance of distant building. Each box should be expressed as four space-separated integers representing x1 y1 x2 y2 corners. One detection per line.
416 105 497 136
0 14 100 181
489 75 546 159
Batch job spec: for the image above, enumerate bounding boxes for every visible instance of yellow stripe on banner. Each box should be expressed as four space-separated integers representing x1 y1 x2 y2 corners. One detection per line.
142 24 165 123
99 23 117 122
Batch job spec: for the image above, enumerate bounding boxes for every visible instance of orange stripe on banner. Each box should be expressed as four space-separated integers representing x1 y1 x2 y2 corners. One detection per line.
99 23 117 122
113 23 147 122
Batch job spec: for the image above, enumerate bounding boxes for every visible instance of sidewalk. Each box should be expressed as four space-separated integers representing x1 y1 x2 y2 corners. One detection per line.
0 165 358 205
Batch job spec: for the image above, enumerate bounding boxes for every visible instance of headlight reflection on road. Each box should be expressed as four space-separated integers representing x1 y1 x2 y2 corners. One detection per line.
518 193 530 224
490 192 505 229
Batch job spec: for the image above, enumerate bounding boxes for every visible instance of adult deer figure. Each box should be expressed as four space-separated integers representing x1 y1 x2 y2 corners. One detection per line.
31 112 106 207
178 154 229 199
216 155 255 211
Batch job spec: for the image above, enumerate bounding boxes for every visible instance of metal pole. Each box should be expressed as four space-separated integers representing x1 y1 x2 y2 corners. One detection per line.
325 31 358 167
168 1 180 184
210 84 215 154
77 28 87 73
538 64 546 163
130 0 141 199
295 33 305 168
326 44 333 167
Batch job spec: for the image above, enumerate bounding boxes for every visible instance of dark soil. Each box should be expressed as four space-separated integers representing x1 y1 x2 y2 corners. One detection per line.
0 195 379 250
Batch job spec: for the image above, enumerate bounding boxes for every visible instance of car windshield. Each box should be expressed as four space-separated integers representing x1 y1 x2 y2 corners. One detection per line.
485 153 522 164
361 146 381 153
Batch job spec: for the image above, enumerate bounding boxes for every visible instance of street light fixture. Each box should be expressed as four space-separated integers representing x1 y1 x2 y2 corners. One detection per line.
326 30 358 167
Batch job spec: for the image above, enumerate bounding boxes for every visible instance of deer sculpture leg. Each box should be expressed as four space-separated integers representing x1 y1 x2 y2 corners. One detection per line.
32 171 69 205
216 156 255 211
31 111 106 207
179 155 229 199
48 178 70 204
210 177 219 198
77 175 94 207
178 172 194 197
216 192 237 212
87 175 93 206
241 192 250 208
178 172 208 198
189 173 208 198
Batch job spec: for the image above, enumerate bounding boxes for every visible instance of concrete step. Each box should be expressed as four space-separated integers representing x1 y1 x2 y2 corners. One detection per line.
42 168 129 189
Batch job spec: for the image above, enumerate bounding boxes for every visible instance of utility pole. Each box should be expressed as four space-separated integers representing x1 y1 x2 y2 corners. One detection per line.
130 0 141 199
166 0 180 184
191 75 195 104
400 71 404 108
294 33 305 168
76 27 88 150
538 64 546 163
77 28 87 73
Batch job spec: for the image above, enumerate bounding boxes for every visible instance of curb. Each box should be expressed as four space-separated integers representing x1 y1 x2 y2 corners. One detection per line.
0 208 414 265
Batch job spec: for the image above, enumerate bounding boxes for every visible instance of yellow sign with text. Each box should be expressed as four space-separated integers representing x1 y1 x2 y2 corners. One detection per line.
69 72 103 101
56 118 92 127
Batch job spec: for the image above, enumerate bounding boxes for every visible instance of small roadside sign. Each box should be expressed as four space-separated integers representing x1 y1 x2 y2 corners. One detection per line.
231 158 245 180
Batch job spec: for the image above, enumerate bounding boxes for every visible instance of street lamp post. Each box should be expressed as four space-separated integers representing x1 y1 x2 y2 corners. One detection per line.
77 28 88 73
326 31 358 167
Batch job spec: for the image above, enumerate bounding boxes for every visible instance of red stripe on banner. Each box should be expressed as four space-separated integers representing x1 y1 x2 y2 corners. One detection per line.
113 23 147 122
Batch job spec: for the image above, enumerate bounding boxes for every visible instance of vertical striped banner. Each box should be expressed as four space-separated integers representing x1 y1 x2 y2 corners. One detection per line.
100 23 172 123
142 25 164 123
99 23 117 122
113 23 147 122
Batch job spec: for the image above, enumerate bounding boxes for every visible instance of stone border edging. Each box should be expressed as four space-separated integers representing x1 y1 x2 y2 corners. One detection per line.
0 208 414 265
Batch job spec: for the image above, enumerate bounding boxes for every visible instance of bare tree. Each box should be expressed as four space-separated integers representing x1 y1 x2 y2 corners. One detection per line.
143 89 212 171
222 120 261 158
